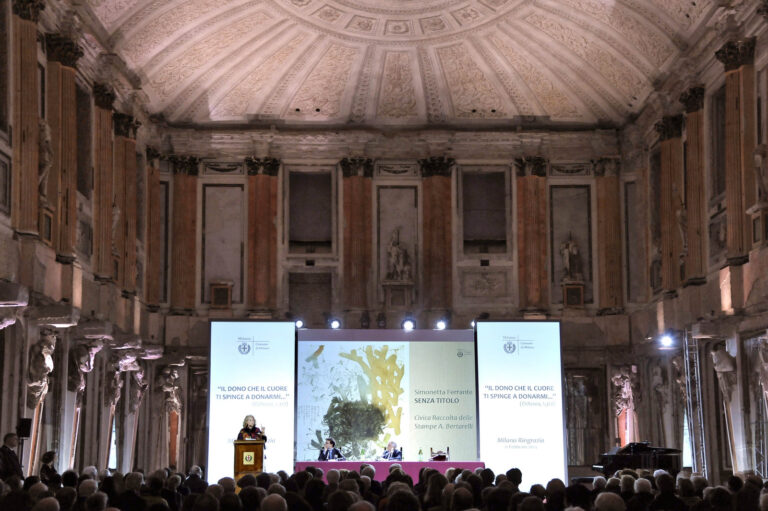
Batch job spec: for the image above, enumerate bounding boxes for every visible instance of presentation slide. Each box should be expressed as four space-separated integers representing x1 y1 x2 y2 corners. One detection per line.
476 322 566 486
208 321 295 482
296 329 477 462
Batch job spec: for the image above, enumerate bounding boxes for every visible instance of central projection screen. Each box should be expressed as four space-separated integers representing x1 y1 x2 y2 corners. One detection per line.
208 320 565 485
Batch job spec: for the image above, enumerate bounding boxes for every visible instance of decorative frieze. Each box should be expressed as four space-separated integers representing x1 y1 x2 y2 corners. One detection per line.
419 156 455 177
340 157 374 178
514 156 547 177
168 155 200 176
12 0 45 22
654 115 684 141
45 34 82 68
245 156 280 176
92 83 116 110
715 38 756 72
679 86 705 113
113 112 141 139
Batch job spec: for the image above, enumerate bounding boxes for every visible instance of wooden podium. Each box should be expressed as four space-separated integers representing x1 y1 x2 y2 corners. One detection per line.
234 440 265 480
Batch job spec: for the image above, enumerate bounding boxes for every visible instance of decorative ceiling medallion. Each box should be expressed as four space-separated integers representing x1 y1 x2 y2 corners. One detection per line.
347 15 377 32
451 6 483 25
385 20 412 36
420 16 447 33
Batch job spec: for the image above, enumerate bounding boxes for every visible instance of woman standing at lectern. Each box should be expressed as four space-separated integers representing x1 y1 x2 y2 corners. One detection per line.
238 415 266 440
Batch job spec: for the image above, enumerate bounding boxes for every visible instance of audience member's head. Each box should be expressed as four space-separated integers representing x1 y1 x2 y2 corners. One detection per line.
206 484 224 500
450 487 473 511
593 492 626 511
726 475 743 494
33 496 61 511
79 479 99 498
239 487 262 511
505 469 522 487
564 484 590 509
85 492 108 511
220 493 243 511
633 478 651 495
268 483 287 497
387 491 420 511
125 472 144 492
518 496 545 511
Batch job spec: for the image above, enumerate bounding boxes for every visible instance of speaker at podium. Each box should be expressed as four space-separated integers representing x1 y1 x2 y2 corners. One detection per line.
234 440 265 480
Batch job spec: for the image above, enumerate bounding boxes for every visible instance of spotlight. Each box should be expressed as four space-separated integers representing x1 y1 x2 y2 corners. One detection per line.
294 319 304 329
659 334 674 348
435 319 447 330
402 319 415 331
329 319 341 329
470 320 476 328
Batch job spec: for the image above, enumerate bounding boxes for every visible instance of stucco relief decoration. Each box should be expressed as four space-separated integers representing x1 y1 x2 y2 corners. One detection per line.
149 13 271 100
436 44 505 118
650 0 708 28
489 35 580 120
385 20 411 35
378 52 418 119
288 44 359 117
105 348 141 408
315 5 343 22
27 328 57 407
711 344 737 404
211 34 307 118
451 6 482 25
462 271 506 298
555 0 673 68
386 227 413 282
38 119 54 204
339 158 374 177
121 0 240 65
245 157 281 176
130 362 150 413
525 13 644 100
90 0 140 30
514 156 547 177
67 339 105 407
347 16 376 32
420 16 446 33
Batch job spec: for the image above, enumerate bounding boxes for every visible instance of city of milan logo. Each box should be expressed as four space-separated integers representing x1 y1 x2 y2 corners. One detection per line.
238 342 251 355
503 341 517 354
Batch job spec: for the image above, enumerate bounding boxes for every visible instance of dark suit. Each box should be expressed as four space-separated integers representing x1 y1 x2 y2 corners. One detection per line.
318 447 344 461
381 449 402 461
0 445 23 480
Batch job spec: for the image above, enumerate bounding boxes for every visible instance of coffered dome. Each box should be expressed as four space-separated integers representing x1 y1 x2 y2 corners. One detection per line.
85 0 715 128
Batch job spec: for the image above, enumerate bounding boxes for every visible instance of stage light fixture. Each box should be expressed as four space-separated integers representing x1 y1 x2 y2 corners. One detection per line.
329 319 341 329
659 334 674 348
435 319 447 330
402 319 415 331
295 319 304 329
470 320 476 328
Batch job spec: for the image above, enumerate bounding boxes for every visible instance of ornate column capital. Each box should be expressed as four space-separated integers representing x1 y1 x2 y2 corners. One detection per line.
339 157 374 178
245 156 280 176
679 86 705 113
113 112 141 139
93 83 116 110
715 38 756 72
593 157 620 177
654 115 684 141
419 156 455 177
759 1 768 20
514 156 548 177
168 155 201 176
12 0 45 22
146 146 161 163
45 33 83 68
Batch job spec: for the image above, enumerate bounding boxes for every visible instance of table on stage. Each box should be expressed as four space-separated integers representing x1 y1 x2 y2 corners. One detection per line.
295 461 485 482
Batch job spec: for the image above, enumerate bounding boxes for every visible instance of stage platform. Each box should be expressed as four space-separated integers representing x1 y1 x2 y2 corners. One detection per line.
295 461 485 482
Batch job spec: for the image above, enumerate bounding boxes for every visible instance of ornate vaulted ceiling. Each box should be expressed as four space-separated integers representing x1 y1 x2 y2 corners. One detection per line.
83 0 715 128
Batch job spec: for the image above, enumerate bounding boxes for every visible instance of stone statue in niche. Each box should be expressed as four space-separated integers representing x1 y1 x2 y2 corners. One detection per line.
386 227 412 281
158 366 183 414
711 344 737 404
566 375 590 465
753 145 768 205
38 119 54 203
611 365 640 444
104 349 141 408
651 364 675 446
673 183 687 257
111 201 121 254
650 241 662 291
559 236 583 282
27 328 57 407
67 339 104 407
757 338 768 410
671 355 688 406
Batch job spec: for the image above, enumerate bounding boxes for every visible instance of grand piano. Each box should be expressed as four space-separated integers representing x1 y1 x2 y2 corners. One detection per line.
592 442 682 477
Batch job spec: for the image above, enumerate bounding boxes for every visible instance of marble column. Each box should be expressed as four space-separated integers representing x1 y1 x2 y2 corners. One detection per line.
515 157 548 311
654 116 684 293
93 84 116 280
10 1 44 236
245 157 279 311
170 156 200 311
595 158 623 312
340 158 373 311
114 113 141 296
716 38 756 265
44 33 82 262
680 86 707 285
145 149 163 309
420 157 453 311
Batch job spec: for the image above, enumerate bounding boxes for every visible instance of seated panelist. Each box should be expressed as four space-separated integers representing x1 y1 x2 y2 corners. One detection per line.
318 437 345 461
381 441 402 461
237 414 266 441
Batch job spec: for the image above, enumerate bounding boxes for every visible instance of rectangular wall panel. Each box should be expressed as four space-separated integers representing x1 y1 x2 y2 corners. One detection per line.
377 186 418 299
202 184 244 303
550 186 592 304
